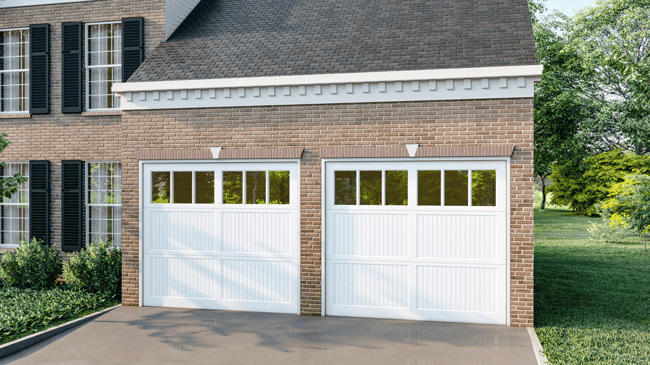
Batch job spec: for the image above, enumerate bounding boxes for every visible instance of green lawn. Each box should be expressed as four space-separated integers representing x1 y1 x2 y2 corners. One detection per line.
535 209 650 364
0 286 119 345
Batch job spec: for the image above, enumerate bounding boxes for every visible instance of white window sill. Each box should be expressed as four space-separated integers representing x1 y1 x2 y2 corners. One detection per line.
82 110 122 117
0 113 31 119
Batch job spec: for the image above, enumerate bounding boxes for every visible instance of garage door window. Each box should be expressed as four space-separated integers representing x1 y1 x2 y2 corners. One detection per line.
445 170 469 206
152 172 171 204
386 170 408 206
418 170 441 206
196 172 215 204
223 170 290 205
472 170 497 206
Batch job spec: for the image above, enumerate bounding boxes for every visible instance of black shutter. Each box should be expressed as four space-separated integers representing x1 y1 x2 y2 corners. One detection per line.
29 24 50 114
122 17 144 82
61 160 84 252
29 160 50 244
61 22 83 113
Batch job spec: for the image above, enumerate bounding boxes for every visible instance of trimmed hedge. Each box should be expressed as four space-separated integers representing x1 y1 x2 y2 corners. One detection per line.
0 239 63 289
63 241 122 299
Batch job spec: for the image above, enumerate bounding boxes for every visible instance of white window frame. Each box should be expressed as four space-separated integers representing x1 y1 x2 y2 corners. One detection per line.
0 162 29 247
85 21 121 112
85 161 122 247
0 27 29 114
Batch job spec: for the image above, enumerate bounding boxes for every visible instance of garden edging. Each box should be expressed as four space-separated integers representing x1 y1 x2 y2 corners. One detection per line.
0 304 121 359
527 327 549 365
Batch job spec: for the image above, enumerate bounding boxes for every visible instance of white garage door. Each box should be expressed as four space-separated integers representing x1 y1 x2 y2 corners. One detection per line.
142 162 299 314
325 160 508 324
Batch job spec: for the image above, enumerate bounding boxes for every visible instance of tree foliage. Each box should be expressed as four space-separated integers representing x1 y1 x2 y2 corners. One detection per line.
569 0 650 155
548 150 650 215
0 134 28 200
602 174 650 251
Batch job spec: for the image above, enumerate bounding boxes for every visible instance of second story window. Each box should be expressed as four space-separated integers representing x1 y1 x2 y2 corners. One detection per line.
0 29 29 113
86 22 121 111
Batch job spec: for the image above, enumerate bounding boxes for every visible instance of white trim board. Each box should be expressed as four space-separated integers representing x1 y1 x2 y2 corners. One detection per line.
114 65 542 110
0 0 96 8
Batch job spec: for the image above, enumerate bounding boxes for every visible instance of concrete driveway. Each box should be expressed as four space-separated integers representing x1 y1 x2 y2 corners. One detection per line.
1 307 537 365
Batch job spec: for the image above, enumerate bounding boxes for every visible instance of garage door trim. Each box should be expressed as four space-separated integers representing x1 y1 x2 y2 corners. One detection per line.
320 156 511 325
138 159 301 313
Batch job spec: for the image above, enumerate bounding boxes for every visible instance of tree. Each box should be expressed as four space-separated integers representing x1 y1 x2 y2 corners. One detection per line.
532 9 591 208
602 174 650 252
548 150 650 215
0 134 28 200
569 0 650 155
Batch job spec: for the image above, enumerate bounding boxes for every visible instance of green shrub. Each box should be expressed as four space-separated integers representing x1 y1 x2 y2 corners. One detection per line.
63 241 121 299
0 239 63 289
548 150 650 215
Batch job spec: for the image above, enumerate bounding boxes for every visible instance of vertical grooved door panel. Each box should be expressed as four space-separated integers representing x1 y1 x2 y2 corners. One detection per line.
222 260 291 302
221 212 291 254
142 162 299 314
326 161 507 324
332 213 408 257
149 211 214 252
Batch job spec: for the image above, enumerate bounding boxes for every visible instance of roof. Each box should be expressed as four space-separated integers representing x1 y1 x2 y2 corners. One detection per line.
129 0 539 83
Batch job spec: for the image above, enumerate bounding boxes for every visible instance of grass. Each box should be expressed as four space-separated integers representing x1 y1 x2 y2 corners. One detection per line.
0 286 119 345
535 208 650 364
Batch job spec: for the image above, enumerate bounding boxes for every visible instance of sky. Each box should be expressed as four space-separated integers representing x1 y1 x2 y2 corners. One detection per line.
543 0 599 16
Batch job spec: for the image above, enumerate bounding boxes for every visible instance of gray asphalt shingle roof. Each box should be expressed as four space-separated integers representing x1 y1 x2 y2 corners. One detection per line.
129 0 538 82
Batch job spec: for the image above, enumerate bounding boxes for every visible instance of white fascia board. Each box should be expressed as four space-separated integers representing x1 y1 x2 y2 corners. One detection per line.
0 0 94 8
114 65 543 110
113 65 543 93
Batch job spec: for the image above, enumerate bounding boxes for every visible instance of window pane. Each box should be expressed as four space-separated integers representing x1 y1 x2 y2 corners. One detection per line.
418 170 441 206
445 170 469 206
360 171 382 206
246 171 266 204
87 23 121 110
269 171 290 205
195 171 215 204
173 172 192 204
335 171 356 205
152 172 170 204
0 163 29 246
223 171 243 204
472 170 497 206
386 171 408 206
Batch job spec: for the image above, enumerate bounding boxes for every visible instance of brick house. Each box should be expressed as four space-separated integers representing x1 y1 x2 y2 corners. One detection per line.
1 0 540 327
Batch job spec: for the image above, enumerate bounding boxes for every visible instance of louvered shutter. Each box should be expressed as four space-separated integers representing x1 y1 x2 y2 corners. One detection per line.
29 24 50 114
61 22 83 113
121 17 144 82
29 160 50 244
62 161 84 252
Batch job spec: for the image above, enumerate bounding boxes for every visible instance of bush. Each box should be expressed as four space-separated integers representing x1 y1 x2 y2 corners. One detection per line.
0 239 63 289
63 241 121 299
548 150 650 215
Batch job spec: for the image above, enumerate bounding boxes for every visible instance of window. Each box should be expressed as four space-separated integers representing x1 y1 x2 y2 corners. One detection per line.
87 162 122 247
86 22 121 111
335 170 408 206
0 163 29 246
0 29 29 113
222 170 290 205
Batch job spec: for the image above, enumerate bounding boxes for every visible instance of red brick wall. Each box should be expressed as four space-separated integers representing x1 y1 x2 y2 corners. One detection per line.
0 0 166 251
117 98 535 327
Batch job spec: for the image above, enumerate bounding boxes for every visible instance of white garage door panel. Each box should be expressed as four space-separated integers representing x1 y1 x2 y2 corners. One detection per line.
332 213 408 257
147 211 215 252
325 160 508 325
142 162 299 315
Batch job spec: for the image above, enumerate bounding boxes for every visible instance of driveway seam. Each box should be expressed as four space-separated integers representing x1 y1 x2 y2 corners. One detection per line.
0 304 121 359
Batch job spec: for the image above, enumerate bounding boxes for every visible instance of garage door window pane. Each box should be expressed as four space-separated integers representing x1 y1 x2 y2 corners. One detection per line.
173 172 192 204
445 170 468 206
472 170 497 206
196 172 215 204
246 171 266 204
386 171 408 206
418 170 441 206
152 172 170 204
223 171 243 204
269 171 290 205
335 171 356 205
360 171 382 205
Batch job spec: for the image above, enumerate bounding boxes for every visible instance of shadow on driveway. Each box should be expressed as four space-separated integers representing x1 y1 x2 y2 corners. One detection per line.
2 306 537 365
